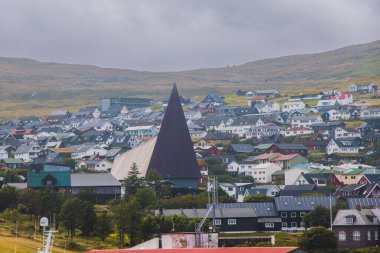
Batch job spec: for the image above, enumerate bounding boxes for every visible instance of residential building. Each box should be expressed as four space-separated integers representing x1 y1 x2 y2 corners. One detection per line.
275 196 336 230
333 209 380 248
326 138 362 155
349 82 378 93
282 102 305 112
291 115 323 128
251 163 281 183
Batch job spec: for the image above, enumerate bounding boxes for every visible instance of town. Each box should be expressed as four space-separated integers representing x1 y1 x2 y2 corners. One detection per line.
1 81 380 252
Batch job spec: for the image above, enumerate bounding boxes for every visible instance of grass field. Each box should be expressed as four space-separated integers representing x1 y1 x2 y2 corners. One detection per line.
0 232 77 253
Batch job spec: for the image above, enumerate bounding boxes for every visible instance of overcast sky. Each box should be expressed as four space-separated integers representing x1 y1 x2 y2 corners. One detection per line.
0 0 379 71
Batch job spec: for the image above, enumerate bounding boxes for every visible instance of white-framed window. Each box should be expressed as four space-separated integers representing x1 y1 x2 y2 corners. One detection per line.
353 230 360 241
346 217 354 224
265 222 274 228
282 222 287 228
291 222 297 228
228 219 236 225
214 219 221 226
300 212 305 218
368 230 371 241
291 212 297 218
281 212 287 218
375 231 378 240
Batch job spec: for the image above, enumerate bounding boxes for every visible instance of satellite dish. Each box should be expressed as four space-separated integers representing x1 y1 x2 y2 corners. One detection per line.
40 217 49 227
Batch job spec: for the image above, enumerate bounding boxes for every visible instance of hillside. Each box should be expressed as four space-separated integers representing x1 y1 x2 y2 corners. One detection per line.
0 40 380 119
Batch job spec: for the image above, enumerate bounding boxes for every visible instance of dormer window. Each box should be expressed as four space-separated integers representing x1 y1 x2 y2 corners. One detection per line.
346 217 354 224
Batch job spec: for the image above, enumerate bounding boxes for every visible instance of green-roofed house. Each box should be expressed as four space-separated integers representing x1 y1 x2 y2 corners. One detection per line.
272 170 285 185
27 170 71 189
1 158 25 169
254 143 274 152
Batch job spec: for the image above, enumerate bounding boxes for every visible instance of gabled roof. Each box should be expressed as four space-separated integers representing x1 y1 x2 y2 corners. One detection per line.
271 154 299 161
348 198 380 209
274 196 335 211
273 144 307 150
230 144 254 153
70 173 121 187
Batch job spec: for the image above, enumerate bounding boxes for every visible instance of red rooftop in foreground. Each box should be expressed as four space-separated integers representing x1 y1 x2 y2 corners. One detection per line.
86 247 299 253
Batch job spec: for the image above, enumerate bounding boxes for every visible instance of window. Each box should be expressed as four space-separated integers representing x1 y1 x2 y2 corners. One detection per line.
353 231 360 241
300 212 305 218
240 187 244 191
282 222 287 228
346 217 354 224
214 219 221 226
265 223 274 228
291 222 297 228
228 187 233 191
291 212 297 218
368 231 371 241
281 212 287 218
375 231 378 240
228 219 236 225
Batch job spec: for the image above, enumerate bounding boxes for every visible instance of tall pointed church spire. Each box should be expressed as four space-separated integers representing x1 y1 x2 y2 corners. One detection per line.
148 83 201 179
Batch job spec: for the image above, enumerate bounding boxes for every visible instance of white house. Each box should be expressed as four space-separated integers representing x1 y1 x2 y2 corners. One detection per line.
223 117 266 137
71 144 108 162
291 115 323 128
284 168 310 185
124 125 160 137
184 110 203 120
14 143 42 162
0 149 8 159
326 139 361 155
334 127 361 139
360 108 380 119
326 109 350 121
251 163 281 183
281 127 314 137
83 120 114 131
255 102 280 114
330 93 353 105
227 161 257 176
282 101 305 112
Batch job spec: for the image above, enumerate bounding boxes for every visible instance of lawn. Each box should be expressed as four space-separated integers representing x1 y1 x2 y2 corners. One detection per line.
0 233 77 253
224 94 248 106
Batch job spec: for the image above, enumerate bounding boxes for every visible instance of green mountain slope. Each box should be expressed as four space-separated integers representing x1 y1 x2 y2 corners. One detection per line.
0 40 379 118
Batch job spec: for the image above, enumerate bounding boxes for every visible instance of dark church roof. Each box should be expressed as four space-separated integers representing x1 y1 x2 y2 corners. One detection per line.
148 84 201 179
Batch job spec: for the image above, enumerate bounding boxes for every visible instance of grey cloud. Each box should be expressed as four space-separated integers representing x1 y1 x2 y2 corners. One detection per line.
0 0 379 71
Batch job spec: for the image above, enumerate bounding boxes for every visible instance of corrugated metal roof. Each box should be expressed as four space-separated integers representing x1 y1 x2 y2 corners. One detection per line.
162 208 257 218
71 173 121 187
274 196 335 211
348 198 380 209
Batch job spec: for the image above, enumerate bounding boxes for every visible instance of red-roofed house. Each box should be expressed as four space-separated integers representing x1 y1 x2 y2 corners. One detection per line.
330 93 353 105
271 154 309 170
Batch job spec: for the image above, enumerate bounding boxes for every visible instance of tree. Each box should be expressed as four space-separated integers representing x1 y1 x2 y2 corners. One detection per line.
0 186 18 212
110 202 129 248
303 205 330 228
134 188 158 209
59 197 82 240
94 212 113 242
298 226 337 252
243 194 272 203
78 201 97 237
123 162 143 197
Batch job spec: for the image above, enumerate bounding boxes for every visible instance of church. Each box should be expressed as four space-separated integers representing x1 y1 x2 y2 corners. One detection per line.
111 84 201 189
